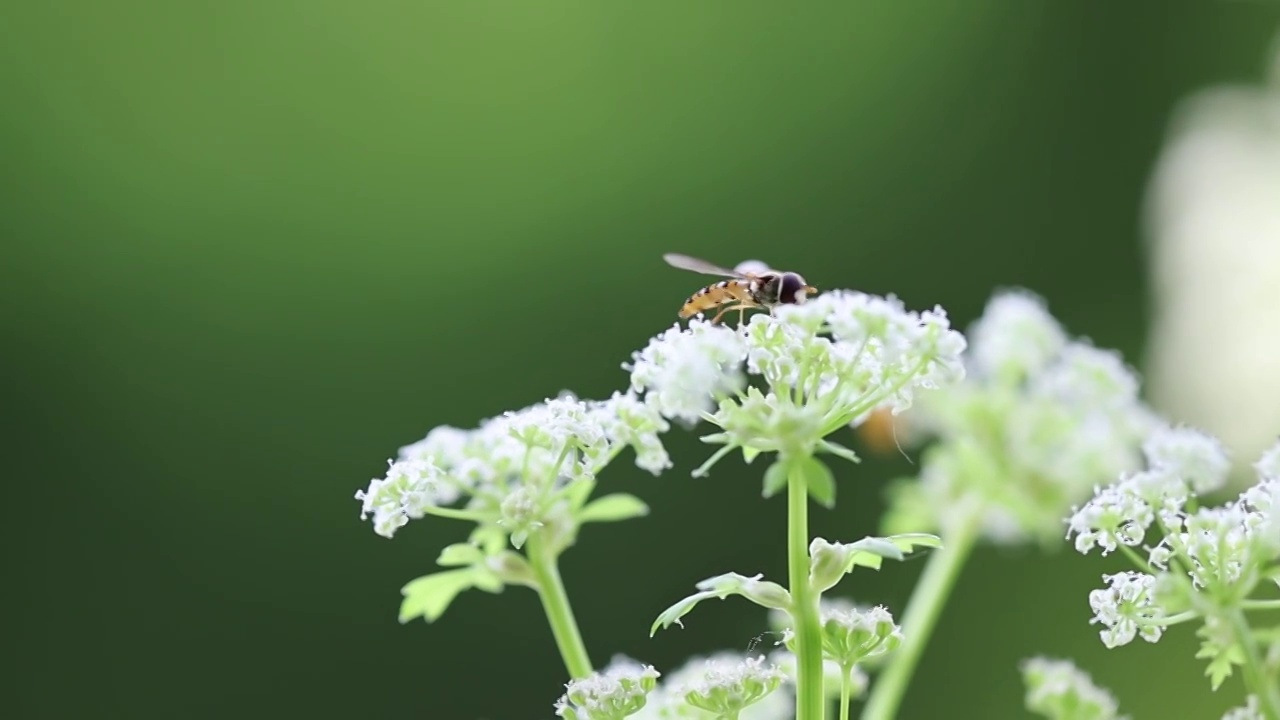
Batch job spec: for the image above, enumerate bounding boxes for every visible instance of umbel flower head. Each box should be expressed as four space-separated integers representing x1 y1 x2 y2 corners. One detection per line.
632 652 793 720
1067 431 1280 693
555 656 661 720
1020 657 1128 720
883 289 1159 545
355 391 670 542
626 290 965 483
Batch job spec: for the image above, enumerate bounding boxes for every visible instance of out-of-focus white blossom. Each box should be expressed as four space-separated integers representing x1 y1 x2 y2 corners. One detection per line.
1020 656 1128 720
1222 695 1264 720
884 289 1158 546
1143 41 1280 483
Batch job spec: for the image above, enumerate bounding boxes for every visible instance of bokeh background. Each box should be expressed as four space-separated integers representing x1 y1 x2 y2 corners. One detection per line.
6 3 1280 718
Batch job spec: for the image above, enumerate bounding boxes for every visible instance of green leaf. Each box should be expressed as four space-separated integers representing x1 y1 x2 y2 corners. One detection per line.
561 477 597 512
650 572 789 636
817 439 862 465
399 569 476 624
762 459 790 499
742 446 762 464
577 493 650 523
1196 626 1244 691
436 543 485 567
799 455 836 508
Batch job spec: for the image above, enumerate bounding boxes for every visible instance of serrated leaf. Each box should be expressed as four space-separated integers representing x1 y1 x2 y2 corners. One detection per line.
399 569 476 624
799 455 836 508
436 543 485 567
762 459 790 499
577 493 650 523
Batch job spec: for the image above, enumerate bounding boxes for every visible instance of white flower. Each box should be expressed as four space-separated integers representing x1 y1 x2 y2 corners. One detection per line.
1222 695 1264 720
357 391 671 540
626 289 965 469
633 652 794 720
627 319 748 426
354 458 454 538
1141 425 1231 494
968 290 1067 382
817 604 903 667
1255 438 1280 481
888 289 1157 546
1066 482 1154 555
677 655 786 718
1088 572 1166 648
1020 656 1128 720
555 656 660 720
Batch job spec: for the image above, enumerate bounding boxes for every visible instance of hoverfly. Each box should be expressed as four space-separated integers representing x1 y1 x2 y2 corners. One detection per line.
663 253 817 325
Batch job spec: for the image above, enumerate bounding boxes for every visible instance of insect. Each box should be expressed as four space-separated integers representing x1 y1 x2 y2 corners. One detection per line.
663 253 817 325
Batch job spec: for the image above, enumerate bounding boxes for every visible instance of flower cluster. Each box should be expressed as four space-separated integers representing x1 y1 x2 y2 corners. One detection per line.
356 391 671 542
882 289 1158 545
626 291 965 469
555 658 661 720
630 652 792 720
1020 657 1127 720
1066 427 1280 702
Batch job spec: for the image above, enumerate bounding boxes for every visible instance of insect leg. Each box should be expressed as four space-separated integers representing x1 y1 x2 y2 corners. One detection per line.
710 303 741 325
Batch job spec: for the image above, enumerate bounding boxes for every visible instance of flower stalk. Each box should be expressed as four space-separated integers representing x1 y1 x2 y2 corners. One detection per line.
861 500 982 720
788 459 826 720
529 532 594 680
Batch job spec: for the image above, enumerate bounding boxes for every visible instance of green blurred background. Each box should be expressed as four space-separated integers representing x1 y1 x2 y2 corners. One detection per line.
5 2 1278 718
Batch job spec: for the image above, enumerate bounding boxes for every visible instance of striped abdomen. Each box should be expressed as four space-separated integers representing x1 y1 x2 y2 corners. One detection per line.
678 279 756 318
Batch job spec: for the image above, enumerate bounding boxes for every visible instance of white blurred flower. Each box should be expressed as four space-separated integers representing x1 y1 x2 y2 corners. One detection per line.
1223 695 1264 720
884 289 1157 546
1143 41 1280 482
1141 425 1231 495
1020 656 1128 720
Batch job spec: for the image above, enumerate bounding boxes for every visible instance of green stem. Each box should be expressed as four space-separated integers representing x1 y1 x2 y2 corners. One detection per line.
527 534 593 680
839 663 853 720
1243 599 1280 611
1228 609 1280 720
860 502 982 720
788 461 826 720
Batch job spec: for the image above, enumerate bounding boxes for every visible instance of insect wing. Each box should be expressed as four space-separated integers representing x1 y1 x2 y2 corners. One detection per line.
662 253 746 278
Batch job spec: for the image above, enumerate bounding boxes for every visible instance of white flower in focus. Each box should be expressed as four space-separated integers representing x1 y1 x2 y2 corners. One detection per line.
627 319 748 426
357 391 672 541
1020 656 1128 720
1066 482 1154 555
817 603 903 667
354 458 454 538
634 652 794 720
678 655 786 719
555 656 660 720
1088 572 1166 648
626 289 965 469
